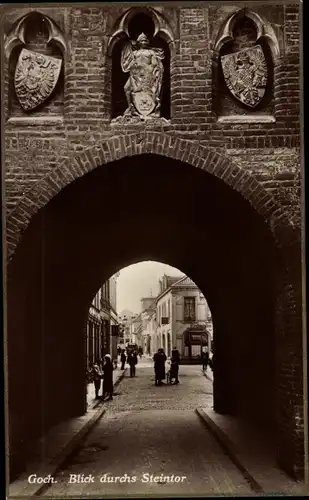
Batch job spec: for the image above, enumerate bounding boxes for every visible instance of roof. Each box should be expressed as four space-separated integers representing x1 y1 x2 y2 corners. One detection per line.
164 275 184 288
156 275 199 303
170 276 197 288
118 309 136 318
132 313 142 323
142 309 156 319
134 324 143 336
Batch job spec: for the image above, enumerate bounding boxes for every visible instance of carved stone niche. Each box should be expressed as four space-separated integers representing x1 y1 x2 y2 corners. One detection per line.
107 7 175 125
4 11 66 118
212 9 280 121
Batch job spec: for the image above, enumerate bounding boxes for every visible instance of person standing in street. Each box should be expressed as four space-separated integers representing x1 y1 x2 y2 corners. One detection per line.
171 346 180 384
120 349 126 370
209 351 214 371
201 347 209 372
102 354 113 401
153 348 167 385
127 350 138 377
92 359 103 399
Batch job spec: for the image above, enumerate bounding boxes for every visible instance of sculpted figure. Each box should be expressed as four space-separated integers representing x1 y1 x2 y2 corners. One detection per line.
120 32 164 119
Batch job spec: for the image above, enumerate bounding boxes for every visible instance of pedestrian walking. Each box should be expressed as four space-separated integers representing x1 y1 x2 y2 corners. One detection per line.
127 350 138 377
201 347 209 371
153 348 167 385
171 346 180 384
92 359 103 399
102 354 113 401
209 352 214 371
120 349 126 370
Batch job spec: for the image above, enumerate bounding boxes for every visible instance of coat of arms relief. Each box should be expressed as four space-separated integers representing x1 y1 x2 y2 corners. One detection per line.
220 45 268 109
14 48 62 112
4 12 66 113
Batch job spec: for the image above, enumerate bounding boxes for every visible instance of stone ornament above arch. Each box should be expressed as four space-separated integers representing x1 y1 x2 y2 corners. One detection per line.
107 6 176 56
4 12 67 60
214 8 280 61
6 133 299 261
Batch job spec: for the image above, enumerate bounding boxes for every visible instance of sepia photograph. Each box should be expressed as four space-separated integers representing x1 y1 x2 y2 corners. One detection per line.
1 0 307 498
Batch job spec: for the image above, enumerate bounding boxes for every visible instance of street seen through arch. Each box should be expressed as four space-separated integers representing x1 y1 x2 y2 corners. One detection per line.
8 262 304 497
4 3 305 498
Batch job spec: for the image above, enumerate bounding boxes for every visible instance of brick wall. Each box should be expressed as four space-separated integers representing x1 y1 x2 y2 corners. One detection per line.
3 4 301 227
3 2 304 481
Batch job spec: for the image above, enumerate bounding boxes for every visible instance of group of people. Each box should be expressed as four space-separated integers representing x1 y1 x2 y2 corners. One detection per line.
91 345 212 400
118 345 181 386
91 354 114 400
153 347 180 385
120 348 138 377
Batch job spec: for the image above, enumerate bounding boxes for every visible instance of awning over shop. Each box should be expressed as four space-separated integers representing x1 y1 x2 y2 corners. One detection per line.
183 328 210 346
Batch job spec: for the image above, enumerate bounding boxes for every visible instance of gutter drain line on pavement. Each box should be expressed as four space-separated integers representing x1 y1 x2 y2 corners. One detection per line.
33 370 126 497
196 409 265 495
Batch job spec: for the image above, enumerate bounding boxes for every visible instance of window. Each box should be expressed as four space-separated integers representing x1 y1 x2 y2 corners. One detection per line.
184 297 196 322
163 302 166 318
161 299 170 324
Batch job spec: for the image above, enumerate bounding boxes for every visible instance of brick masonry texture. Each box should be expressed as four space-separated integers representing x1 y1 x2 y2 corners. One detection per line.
3 4 301 256
2 3 304 481
4 133 301 256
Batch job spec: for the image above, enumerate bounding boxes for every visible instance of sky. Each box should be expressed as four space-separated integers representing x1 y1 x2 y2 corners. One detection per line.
116 261 185 314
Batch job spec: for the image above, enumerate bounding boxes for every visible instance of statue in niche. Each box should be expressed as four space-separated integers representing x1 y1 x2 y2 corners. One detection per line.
14 48 62 111
114 32 165 122
221 45 267 108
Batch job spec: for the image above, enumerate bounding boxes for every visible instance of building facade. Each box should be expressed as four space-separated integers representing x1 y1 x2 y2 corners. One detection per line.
109 273 119 360
140 297 156 354
118 310 138 345
141 309 156 355
155 275 212 361
130 313 142 346
86 274 119 369
87 290 103 368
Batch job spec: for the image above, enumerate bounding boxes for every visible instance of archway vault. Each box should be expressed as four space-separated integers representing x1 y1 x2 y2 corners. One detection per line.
6 151 304 480
6 132 299 261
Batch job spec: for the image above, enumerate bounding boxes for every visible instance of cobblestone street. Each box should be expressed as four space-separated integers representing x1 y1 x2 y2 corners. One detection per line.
41 360 255 497
103 358 213 411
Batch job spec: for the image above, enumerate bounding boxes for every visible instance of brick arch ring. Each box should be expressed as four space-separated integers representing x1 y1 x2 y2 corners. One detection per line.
6 132 299 260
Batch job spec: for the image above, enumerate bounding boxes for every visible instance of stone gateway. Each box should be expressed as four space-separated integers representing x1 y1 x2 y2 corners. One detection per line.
2 2 304 486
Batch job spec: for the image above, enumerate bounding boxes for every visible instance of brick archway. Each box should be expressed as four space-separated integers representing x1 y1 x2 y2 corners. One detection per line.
6 150 303 480
6 132 298 259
